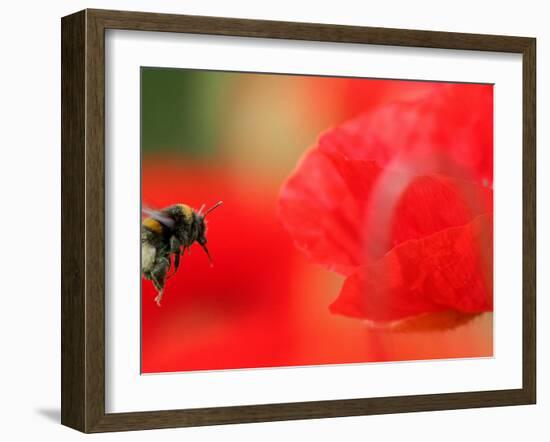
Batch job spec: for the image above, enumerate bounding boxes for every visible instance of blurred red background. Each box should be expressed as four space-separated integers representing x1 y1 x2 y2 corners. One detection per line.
141 72 492 374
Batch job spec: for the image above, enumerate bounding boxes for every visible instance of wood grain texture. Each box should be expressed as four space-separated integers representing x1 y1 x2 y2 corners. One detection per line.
61 8 537 433
90 8 532 52
522 38 536 403
61 10 86 432
84 9 107 433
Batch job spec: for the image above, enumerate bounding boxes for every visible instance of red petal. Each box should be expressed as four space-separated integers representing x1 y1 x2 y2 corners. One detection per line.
384 173 492 255
278 145 492 272
330 215 493 322
278 148 382 275
319 84 493 186
387 311 486 333
278 84 493 274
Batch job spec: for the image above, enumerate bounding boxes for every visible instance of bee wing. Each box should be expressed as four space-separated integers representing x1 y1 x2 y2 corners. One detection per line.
142 206 175 229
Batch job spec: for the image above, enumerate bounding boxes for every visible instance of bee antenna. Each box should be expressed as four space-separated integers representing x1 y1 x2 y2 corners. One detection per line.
198 204 206 215
204 201 223 217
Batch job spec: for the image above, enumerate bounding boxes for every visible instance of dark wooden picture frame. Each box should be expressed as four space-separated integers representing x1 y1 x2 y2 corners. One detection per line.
61 8 536 433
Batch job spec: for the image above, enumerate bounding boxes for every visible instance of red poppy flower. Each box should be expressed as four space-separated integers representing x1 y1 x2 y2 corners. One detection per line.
278 83 493 327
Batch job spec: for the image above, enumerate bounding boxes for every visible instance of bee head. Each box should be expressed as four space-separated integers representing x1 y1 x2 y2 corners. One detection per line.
196 201 223 265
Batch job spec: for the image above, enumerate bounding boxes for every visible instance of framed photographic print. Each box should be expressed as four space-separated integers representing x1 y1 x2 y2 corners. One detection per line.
61 9 536 433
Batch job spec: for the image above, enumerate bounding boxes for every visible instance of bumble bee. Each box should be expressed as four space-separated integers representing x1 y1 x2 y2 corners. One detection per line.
141 201 223 306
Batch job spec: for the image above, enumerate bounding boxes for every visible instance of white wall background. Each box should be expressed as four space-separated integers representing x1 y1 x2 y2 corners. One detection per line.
0 0 546 440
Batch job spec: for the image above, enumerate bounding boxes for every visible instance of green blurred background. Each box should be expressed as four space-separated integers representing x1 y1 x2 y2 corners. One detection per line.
141 67 349 183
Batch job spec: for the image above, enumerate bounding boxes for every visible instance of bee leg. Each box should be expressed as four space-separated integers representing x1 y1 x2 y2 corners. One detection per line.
170 246 188 277
152 280 165 306
150 256 169 306
170 236 181 252
170 236 182 273
154 290 163 307
150 273 164 305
